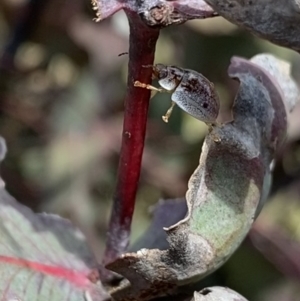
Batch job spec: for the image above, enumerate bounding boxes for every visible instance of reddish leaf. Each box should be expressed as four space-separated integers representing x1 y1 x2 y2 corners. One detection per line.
250 223 300 279
0 139 108 301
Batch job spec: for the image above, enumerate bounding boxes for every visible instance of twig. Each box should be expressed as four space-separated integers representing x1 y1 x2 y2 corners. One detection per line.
102 11 159 268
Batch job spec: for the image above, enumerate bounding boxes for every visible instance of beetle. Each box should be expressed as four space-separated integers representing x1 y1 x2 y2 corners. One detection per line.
134 64 220 125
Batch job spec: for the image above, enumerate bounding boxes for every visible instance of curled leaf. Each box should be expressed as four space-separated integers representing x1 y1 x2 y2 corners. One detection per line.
204 0 300 51
106 54 298 301
250 54 300 113
92 0 217 26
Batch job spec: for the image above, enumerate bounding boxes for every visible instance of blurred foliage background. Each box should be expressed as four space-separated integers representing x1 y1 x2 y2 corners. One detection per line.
1 1 300 300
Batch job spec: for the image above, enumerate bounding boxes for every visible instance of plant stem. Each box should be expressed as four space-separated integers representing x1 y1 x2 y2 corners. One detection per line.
102 11 159 267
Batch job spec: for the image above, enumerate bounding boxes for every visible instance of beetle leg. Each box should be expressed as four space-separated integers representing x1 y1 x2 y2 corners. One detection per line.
134 81 165 93
162 101 176 123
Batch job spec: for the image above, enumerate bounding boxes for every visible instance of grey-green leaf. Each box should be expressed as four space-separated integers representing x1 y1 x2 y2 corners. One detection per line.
106 54 298 301
204 0 300 51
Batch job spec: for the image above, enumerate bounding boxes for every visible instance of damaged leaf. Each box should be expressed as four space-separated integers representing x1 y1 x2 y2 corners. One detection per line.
204 0 300 52
0 141 109 301
92 0 217 26
105 54 298 301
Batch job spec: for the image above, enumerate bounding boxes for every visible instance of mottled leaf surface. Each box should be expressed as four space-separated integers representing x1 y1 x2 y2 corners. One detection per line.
204 0 300 51
0 139 108 301
106 54 298 301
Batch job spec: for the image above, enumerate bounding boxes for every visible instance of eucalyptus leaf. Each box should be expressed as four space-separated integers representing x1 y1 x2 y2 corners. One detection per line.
106 54 298 301
204 0 300 52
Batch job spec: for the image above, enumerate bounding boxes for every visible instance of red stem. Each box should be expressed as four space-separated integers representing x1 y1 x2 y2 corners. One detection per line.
102 11 159 266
